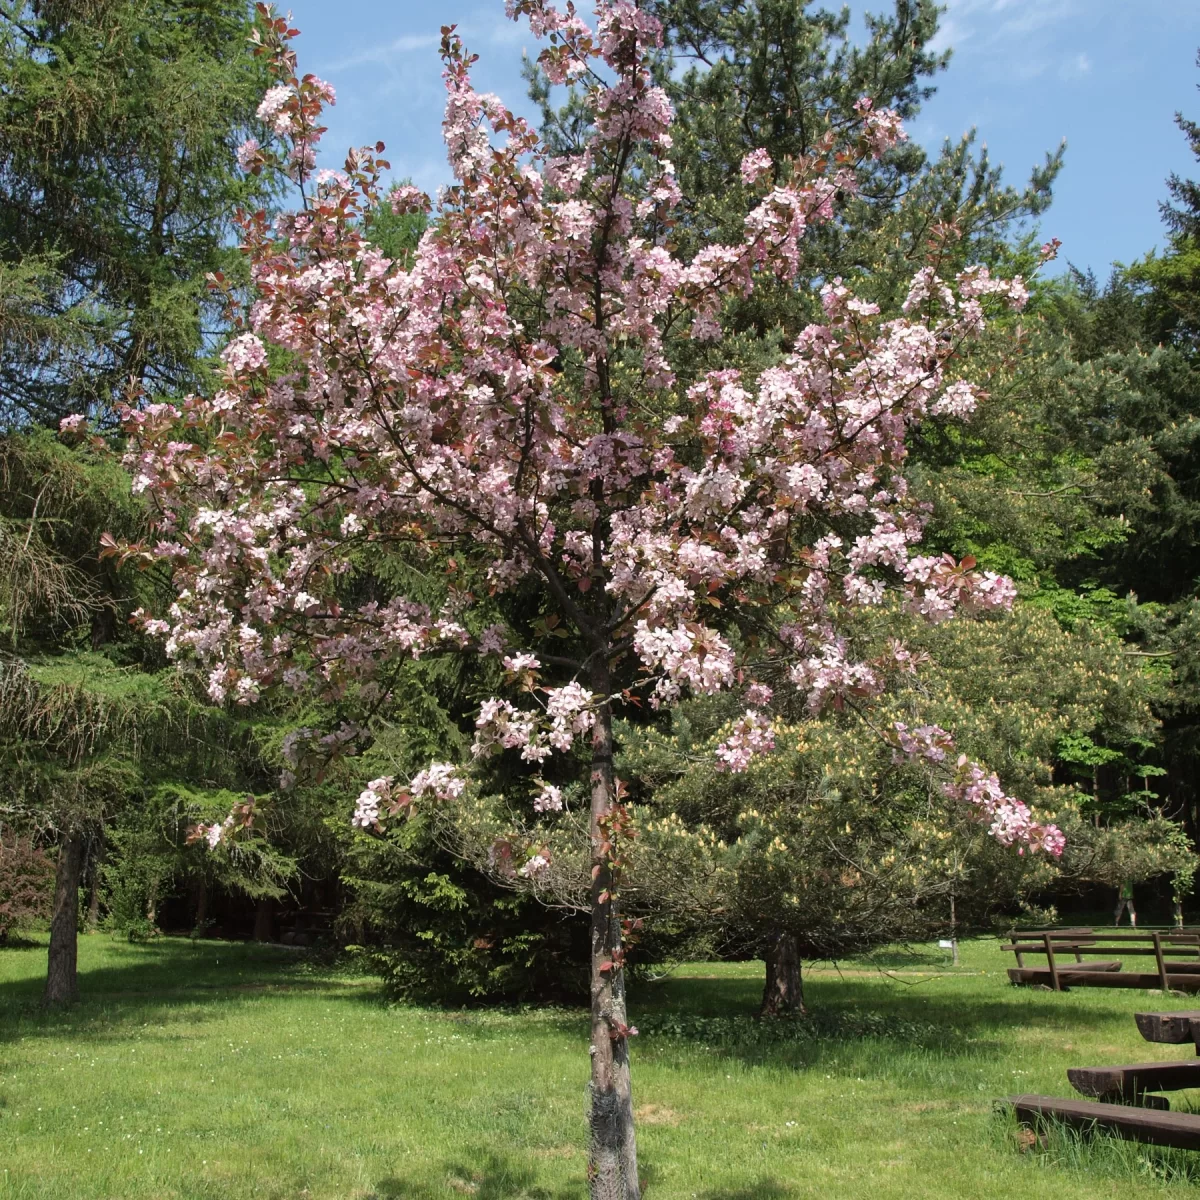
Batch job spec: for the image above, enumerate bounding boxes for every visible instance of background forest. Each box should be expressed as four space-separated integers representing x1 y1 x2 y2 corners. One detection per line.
1 0 1198 1020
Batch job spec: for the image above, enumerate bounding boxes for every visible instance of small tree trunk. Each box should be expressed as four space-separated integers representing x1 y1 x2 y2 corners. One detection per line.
760 931 804 1018
586 664 640 1200
86 832 104 931
1176 900 1185 929
253 897 274 943
145 880 158 928
44 832 84 1006
194 875 209 934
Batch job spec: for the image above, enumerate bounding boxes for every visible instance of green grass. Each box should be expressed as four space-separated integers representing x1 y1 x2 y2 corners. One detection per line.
4 935 1200 1198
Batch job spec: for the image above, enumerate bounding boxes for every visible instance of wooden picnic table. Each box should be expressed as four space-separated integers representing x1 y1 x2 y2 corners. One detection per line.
1006 1007 1200 1152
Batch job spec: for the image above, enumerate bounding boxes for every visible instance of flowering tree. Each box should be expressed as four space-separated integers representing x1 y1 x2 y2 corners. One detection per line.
103 2 1063 1194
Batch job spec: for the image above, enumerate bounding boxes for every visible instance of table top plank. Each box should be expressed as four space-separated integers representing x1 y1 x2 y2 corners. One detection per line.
1068 1060 1200 1100
1135 1011 1200 1043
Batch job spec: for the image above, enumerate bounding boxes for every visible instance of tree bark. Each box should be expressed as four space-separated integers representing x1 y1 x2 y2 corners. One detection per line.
760 931 805 1018
253 897 274 943
85 830 104 931
587 665 640 1200
194 875 209 934
44 832 84 1006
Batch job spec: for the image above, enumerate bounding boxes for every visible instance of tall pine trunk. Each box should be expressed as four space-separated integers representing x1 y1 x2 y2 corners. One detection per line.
760 931 804 1018
44 832 83 1006
587 661 640 1200
253 897 274 943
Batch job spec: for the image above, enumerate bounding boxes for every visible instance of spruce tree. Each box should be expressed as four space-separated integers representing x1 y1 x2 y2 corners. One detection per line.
0 0 276 426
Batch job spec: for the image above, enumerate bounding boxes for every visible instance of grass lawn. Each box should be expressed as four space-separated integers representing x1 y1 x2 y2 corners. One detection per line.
4 934 1200 1198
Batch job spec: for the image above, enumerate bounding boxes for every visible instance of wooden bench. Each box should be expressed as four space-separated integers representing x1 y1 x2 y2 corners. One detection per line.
1002 928 1200 992
1008 1094 1200 1150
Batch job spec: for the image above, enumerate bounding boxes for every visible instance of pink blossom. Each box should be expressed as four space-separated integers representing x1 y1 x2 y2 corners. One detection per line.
941 757 1062 856
1040 238 1062 262
503 652 541 673
236 137 261 172
353 776 391 828
740 148 773 185
891 729 1064 856
478 624 507 655
533 782 564 812
390 184 430 215
932 380 979 418
410 762 465 801
853 96 908 157
256 83 294 135
519 851 551 878
891 722 953 764
715 710 775 772
221 332 268 374
545 682 596 750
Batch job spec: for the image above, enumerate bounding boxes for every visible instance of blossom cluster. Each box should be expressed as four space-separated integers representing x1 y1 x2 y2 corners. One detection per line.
351 762 465 829
945 759 1065 856
715 710 776 773
891 723 1063 855
473 683 598 762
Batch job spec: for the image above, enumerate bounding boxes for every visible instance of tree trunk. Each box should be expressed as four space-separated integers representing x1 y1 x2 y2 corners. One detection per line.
587 665 640 1200
44 832 84 1006
85 831 104 931
253 897 274 943
761 931 804 1018
145 880 158 928
194 875 209 934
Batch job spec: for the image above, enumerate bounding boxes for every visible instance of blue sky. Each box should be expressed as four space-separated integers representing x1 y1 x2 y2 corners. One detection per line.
284 0 1200 278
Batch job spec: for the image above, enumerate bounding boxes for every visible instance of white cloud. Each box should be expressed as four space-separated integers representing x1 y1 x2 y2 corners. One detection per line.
932 0 1078 53
929 15 967 54
1059 52 1092 79
328 34 439 73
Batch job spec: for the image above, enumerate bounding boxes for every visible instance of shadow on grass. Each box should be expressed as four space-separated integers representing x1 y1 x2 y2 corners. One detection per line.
369 1149 581 1199
0 935 369 1042
628 965 1147 1076
698 1183 795 1199
0 935 1163 1073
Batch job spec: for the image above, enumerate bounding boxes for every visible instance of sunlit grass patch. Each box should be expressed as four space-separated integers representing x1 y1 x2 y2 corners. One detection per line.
4 934 1200 1197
